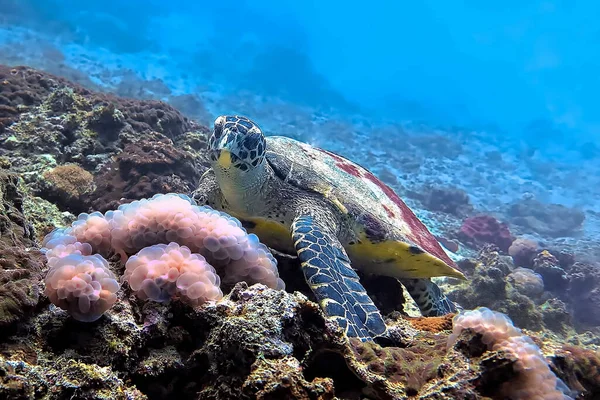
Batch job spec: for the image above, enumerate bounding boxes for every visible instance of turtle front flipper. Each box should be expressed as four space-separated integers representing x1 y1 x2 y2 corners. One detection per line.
291 215 387 341
192 169 223 209
400 278 457 316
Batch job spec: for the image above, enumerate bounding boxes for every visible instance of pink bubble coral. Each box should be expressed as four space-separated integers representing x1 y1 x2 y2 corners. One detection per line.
103 194 284 290
448 307 573 400
41 193 284 321
123 242 223 305
43 253 120 322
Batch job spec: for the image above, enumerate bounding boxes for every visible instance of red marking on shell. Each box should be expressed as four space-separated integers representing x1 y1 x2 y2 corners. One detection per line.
382 204 395 218
318 148 363 177
336 162 362 177
363 171 458 268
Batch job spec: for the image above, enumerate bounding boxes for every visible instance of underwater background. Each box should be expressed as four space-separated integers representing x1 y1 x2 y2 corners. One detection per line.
0 1 599 399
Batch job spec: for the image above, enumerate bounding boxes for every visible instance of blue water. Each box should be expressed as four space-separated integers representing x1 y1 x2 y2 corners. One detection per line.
1 1 599 233
6 1 600 138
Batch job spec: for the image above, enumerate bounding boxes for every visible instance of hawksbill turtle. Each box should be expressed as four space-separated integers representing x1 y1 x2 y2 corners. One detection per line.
193 115 466 340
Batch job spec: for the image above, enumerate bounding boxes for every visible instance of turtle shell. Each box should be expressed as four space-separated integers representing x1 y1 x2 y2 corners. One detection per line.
265 136 463 278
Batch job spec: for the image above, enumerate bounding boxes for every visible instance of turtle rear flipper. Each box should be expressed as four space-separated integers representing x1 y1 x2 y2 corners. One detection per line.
400 278 457 316
291 215 387 341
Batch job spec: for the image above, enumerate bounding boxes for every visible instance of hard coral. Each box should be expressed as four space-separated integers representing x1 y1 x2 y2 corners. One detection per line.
41 193 283 321
532 250 568 293
507 267 544 298
123 242 223 306
41 163 94 212
0 171 44 329
448 307 573 400
89 137 202 212
508 237 539 267
458 214 514 252
44 253 120 322
551 344 600 398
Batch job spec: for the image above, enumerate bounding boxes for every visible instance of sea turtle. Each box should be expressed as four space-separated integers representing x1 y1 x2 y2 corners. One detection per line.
193 115 466 341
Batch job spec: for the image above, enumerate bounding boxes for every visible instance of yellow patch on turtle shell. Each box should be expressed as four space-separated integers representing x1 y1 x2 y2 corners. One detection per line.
346 232 466 280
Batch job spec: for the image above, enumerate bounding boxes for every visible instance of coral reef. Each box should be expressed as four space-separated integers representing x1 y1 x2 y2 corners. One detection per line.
0 64 597 400
458 214 514 252
0 171 44 329
508 199 585 237
0 65 209 217
4 270 598 399
449 246 545 331
89 137 203 212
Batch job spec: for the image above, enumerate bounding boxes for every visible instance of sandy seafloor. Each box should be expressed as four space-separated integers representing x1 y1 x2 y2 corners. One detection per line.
0 23 599 263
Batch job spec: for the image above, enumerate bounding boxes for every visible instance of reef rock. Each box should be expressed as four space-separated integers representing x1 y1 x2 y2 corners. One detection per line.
410 184 473 217
0 65 210 215
532 250 569 293
568 262 600 327
3 278 596 399
449 246 544 331
0 171 45 329
508 198 585 237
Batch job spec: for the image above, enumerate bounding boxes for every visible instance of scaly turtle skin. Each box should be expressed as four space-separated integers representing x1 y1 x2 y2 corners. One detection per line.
193 115 466 341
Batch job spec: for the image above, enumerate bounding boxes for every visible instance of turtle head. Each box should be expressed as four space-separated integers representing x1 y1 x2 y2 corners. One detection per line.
208 116 269 210
208 115 266 173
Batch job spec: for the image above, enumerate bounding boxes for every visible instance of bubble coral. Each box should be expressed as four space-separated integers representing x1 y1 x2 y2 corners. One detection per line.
43 253 120 322
123 242 223 306
41 193 284 321
448 307 574 400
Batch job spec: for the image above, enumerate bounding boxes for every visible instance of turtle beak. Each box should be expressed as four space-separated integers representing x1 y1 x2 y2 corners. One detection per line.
217 149 233 169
